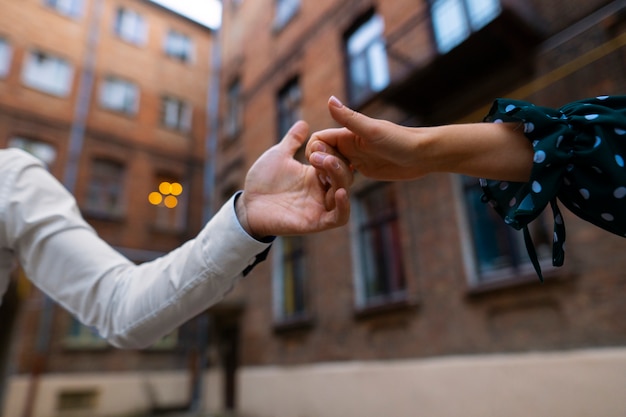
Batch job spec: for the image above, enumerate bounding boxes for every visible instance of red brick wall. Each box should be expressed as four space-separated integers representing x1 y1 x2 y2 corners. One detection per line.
218 0 626 368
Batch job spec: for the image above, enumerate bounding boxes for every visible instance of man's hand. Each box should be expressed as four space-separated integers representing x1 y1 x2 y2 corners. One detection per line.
237 121 353 239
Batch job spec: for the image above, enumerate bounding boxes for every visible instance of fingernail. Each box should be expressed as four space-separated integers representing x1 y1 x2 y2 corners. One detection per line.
318 174 328 185
310 152 325 165
311 141 327 153
329 96 344 109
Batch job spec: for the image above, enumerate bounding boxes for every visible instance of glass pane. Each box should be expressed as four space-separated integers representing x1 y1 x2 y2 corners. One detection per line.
8 137 57 167
349 54 370 102
367 41 390 92
467 0 500 30
280 236 306 318
347 14 389 102
22 52 71 96
432 0 470 53
0 39 11 78
356 184 406 303
463 180 531 279
347 14 384 55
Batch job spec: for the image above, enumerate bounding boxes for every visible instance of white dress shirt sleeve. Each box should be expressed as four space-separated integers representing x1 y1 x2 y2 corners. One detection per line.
1 149 271 349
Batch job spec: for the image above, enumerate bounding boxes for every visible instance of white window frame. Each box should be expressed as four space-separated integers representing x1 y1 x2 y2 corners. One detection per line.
271 236 308 322
161 96 192 132
431 0 501 53
225 79 242 139
0 37 12 78
8 137 57 168
85 159 126 217
22 50 74 97
100 76 139 114
346 13 390 104
164 29 194 63
277 78 301 140
452 174 552 287
114 7 147 45
349 183 407 308
43 0 83 18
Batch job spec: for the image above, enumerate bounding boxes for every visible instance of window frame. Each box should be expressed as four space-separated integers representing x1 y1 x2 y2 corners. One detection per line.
43 0 83 18
344 12 390 106
453 174 553 289
430 0 501 54
114 7 147 46
63 317 108 350
21 50 74 97
350 182 408 309
7 137 57 168
99 76 140 115
0 37 12 78
83 158 126 219
164 29 194 63
276 77 301 141
272 236 311 325
161 95 192 132
149 175 187 233
225 78 243 140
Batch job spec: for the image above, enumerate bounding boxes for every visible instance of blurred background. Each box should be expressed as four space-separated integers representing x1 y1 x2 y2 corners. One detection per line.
1 0 626 416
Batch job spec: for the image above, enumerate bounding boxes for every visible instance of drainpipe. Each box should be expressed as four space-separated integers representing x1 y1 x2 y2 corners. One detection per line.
21 1 103 417
203 10 223 221
190 4 224 413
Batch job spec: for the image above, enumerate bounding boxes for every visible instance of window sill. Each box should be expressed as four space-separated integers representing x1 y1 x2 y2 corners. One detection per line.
273 314 314 335
353 296 418 320
62 341 110 352
99 105 138 118
466 264 574 297
149 225 186 237
82 209 126 223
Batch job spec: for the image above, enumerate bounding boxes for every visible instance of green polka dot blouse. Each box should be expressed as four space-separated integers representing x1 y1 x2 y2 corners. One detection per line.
480 96 626 281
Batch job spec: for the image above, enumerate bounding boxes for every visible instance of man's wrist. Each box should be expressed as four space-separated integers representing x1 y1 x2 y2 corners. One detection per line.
234 192 274 242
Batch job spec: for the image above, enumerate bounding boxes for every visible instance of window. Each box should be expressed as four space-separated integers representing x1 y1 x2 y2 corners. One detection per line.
8 137 57 168
352 183 406 307
276 78 301 140
114 7 147 45
460 176 551 283
0 37 12 78
161 96 192 132
345 13 390 105
84 159 125 217
273 236 308 322
22 50 73 97
225 79 242 139
43 0 83 17
148 176 186 231
164 29 194 62
148 330 178 350
431 0 501 53
274 0 300 30
57 389 99 412
64 317 107 349
100 76 139 114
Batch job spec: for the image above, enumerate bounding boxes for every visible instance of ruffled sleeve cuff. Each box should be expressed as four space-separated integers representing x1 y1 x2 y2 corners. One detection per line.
480 96 626 277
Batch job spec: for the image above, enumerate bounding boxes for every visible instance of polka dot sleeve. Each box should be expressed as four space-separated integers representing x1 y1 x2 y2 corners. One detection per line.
480 96 626 279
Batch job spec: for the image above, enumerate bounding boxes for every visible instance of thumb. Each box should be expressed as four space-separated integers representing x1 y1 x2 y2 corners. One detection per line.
328 96 376 138
279 120 310 155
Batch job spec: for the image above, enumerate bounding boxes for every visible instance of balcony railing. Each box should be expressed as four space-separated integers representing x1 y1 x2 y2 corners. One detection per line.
380 0 545 118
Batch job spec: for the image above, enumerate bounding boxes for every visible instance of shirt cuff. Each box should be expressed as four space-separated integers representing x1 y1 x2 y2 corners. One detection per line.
198 192 273 278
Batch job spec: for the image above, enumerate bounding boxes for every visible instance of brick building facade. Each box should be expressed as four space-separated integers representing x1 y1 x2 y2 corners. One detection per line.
0 0 216 416
3 0 626 416
211 0 626 416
